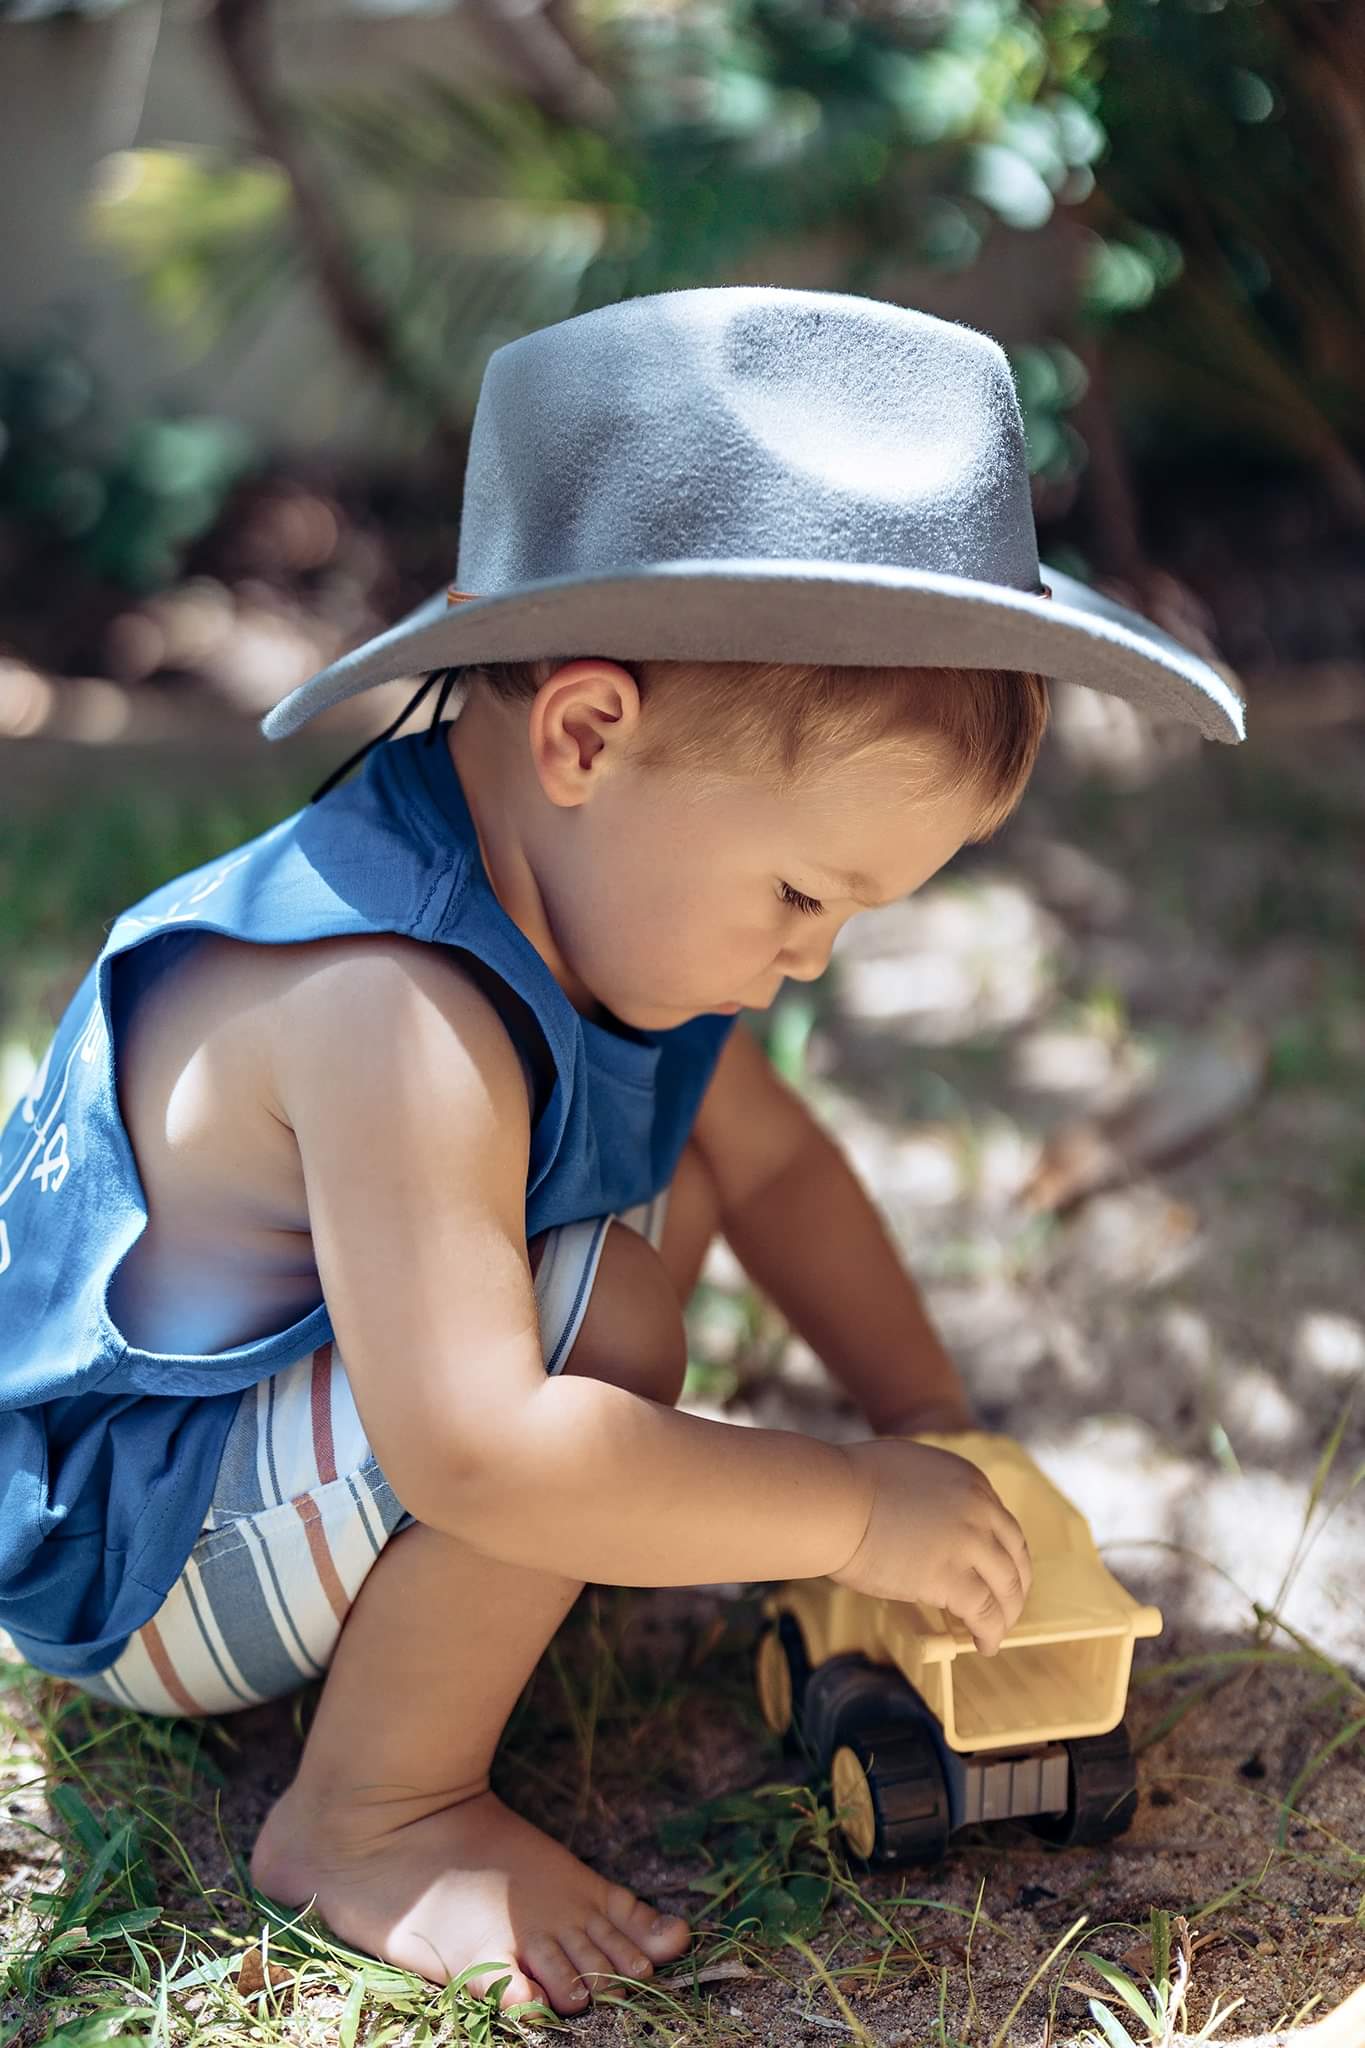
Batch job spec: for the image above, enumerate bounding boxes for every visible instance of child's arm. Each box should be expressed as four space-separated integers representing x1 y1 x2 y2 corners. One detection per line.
269 939 1027 1644
272 936 869 1585
689 1024 975 1436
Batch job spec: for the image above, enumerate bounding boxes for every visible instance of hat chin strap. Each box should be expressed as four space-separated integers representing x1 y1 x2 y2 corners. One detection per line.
306 667 467 806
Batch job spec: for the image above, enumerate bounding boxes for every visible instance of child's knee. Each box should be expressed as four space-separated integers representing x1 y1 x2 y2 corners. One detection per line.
560 1220 688 1405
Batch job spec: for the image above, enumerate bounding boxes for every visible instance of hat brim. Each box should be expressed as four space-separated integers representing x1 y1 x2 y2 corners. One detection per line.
260 558 1246 744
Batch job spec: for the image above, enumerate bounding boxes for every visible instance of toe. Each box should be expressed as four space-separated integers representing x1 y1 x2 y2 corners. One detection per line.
607 1884 691 1963
560 1930 623 2002
586 1910 654 1983
454 1958 547 2012
499 1970 551 2013
520 1935 591 2017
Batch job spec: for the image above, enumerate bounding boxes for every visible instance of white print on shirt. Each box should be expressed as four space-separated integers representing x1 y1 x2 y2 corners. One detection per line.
2 1006 99 1198
0 1003 100 1278
109 850 253 940
20 1038 53 1124
31 1124 70 1195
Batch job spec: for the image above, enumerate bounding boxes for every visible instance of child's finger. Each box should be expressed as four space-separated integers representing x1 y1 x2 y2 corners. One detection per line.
986 1533 1030 1623
950 1568 1007 1656
964 1536 1027 1640
987 1504 1033 1593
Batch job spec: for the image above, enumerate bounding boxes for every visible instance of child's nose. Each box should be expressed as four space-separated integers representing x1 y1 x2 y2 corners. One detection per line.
777 938 833 982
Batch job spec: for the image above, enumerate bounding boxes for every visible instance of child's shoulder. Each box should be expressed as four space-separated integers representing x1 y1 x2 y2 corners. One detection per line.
110 929 534 1352
123 926 534 1199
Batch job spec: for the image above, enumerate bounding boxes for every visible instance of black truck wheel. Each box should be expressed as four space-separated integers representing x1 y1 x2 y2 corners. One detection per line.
782 1653 953 1862
829 1720 951 1865
1028 1722 1138 1847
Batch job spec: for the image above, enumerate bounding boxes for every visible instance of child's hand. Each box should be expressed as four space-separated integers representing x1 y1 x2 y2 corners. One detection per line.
831 1439 1032 1656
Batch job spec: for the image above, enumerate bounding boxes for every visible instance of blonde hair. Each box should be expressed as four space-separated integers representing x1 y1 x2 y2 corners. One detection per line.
468 654 1050 844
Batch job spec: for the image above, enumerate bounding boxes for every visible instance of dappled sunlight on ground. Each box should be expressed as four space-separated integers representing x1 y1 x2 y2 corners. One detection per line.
667 699 1365 2037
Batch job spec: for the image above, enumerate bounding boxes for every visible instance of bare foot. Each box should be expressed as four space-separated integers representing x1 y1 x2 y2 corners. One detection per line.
251 1784 691 2013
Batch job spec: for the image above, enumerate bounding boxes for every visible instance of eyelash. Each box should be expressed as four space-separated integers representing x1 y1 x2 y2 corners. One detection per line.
779 881 825 917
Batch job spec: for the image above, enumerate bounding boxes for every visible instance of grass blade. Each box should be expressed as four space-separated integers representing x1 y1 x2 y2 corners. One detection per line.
1089 2000 1140 2048
1080 1953 1165 2035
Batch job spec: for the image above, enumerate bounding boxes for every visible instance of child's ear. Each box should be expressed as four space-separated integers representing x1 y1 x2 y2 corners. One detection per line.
529 659 641 805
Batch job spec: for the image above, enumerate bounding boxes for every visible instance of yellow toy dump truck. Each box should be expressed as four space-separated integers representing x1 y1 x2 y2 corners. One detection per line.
755 1432 1162 1864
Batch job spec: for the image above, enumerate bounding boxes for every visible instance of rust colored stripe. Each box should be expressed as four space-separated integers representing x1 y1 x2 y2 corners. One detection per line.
310 1341 337 1484
141 1616 206 1717
293 1492 351 1626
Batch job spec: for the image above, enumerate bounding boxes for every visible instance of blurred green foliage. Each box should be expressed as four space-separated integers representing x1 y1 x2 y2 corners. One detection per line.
92 149 296 363
5 0 1359 594
85 0 1364 503
0 325 256 589
92 0 1113 477
1083 0 1365 482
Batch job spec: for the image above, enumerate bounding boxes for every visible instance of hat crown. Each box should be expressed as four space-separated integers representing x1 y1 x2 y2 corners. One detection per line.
258 284 1245 749
456 287 1041 596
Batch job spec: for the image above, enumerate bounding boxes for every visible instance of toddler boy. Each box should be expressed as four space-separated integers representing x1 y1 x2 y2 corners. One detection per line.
0 288 1244 2013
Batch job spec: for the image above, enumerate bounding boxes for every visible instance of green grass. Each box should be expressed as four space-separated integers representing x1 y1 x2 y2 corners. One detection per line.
5 1536 1364 2047
9 1361 1363 2038
0 1605 841 2045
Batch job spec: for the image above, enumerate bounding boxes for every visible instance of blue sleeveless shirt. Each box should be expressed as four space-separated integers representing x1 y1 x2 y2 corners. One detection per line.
0 730 735 1677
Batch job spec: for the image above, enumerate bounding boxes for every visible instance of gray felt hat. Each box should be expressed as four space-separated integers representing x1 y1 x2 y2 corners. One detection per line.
260 287 1246 745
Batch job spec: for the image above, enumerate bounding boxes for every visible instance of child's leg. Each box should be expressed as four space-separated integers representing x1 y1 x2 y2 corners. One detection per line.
250 1519 688 2013
249 1148 718 2012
